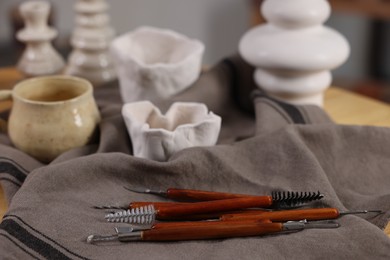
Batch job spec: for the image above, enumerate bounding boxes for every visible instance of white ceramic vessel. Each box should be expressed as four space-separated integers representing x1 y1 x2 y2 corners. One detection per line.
0 76 100 162
17 1 65 77
111 26 205 103
239 0 350 107
122 101 221 162
65 0 116 86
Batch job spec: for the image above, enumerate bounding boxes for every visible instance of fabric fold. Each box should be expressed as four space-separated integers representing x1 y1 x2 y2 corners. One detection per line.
252 90 334 136
0 55 389 259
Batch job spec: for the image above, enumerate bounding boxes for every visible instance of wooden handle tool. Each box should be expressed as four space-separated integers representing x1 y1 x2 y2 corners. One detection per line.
124 186 324 208
88 219 339 243
105 197 274 223
221 208 384 222
125 186 253 201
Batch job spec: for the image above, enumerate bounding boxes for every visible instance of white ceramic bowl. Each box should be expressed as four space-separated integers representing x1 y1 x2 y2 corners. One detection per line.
111 26 205 103
122 101 221 161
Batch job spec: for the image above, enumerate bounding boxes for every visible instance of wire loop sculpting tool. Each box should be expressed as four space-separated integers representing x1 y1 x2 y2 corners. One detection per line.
87 219 340 243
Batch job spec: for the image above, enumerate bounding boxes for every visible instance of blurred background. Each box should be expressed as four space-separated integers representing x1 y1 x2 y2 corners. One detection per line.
0 0 390 100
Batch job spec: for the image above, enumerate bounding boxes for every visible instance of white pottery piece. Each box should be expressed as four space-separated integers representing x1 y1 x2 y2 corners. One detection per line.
122 101 221 162
111 26 205 103
17 0 65 77
239 0 350 107
64 0 117 87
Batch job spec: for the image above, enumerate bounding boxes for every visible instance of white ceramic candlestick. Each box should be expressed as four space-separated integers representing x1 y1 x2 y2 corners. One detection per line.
239 0 350 107
17 1 65 77
65 0 116 86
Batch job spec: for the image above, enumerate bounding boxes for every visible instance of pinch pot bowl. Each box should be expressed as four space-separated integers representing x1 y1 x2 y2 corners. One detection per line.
122 101 221 162
110 26 205 102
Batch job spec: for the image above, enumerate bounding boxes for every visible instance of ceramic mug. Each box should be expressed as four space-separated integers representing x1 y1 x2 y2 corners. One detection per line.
0 75 101 162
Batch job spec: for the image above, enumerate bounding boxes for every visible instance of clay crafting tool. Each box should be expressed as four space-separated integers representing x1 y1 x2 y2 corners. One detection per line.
124 186 324 203
220 208 384 222
93 201 188 210
124 186 255 201
104 191 324 224
95 189 323 211
87 219 340 243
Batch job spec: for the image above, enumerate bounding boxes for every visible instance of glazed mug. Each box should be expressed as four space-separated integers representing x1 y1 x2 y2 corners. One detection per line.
0 75 101 162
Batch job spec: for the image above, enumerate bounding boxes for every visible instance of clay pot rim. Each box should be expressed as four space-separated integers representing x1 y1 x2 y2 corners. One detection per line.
12 75 93 106
110 26 205 69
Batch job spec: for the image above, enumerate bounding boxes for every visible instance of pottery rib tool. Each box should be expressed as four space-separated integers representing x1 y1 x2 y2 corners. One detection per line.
87 219 340 243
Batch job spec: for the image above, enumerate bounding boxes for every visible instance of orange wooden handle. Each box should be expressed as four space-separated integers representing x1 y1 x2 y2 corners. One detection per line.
221 208 340 222
166 188 255 201
130 202 270 220
130 201 228 221
130 201 188 208
150 219 273 230
142 221 283 241
156 197 273 219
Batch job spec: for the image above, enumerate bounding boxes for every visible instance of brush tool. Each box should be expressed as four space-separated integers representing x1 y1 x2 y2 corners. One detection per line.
124 186 324 203
96 190 324 211
105 191 324 224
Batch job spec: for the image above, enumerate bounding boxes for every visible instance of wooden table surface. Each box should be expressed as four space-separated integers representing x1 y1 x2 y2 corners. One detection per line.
0 67 389 237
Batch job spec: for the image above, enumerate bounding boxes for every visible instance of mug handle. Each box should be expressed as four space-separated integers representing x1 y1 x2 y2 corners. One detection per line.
0 90 12 132
0 90 12 101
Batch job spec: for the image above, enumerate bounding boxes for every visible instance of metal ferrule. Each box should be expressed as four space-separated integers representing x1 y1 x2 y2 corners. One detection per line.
282 220 340 231
117 231 143 242
282 221 305 231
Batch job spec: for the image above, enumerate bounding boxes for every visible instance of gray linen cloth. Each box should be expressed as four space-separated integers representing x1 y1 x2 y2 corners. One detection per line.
0 56 389 259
